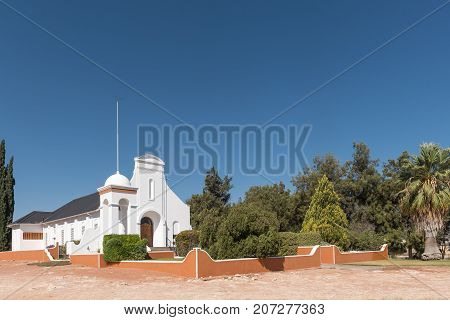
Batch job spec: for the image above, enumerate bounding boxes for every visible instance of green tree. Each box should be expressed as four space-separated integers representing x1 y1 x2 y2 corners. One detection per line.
291 154 346 228
302 175 350 248
204 167 232 204
375 151 411 234
211 202 280 259
341 142 382 225
398 143 450 260
0 140 15 251
187 167 232 229
186 167 232 251
243 182 296 231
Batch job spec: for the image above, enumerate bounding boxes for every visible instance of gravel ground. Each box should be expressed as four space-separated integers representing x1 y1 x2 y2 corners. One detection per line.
0 260 449 300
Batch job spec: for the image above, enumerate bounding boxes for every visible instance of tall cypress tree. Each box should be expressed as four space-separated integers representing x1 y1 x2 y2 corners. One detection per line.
0 140 7 250
5 157 15 249
0 140 14 251
302 175 350 249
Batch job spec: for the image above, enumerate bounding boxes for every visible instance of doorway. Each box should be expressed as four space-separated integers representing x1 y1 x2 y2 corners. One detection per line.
140 217 153 247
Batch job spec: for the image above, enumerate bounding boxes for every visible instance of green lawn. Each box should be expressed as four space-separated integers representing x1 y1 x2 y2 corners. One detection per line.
345 258 450 267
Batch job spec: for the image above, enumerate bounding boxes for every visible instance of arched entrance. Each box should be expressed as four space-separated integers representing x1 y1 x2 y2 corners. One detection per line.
140 217 153 247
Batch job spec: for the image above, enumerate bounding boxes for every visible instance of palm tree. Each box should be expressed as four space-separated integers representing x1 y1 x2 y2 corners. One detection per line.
398 143 450 260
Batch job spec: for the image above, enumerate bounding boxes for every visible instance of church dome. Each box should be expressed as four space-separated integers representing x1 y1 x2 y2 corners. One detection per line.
104 172 131 187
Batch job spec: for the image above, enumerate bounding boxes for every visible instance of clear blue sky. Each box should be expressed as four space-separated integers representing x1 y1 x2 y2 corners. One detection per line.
1 0 449 219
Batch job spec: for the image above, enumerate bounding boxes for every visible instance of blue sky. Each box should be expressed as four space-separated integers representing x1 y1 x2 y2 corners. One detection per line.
1 0 449 219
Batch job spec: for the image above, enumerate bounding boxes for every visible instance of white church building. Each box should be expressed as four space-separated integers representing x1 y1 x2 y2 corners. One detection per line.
9 154 191 254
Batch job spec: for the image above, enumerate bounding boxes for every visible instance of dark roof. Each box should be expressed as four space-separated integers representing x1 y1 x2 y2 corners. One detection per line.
13 211 53 224
12 192 100 225
44 192 100 222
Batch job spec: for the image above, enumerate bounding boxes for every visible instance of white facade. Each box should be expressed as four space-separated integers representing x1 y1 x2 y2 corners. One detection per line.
10 154 191 254
11 224 45 251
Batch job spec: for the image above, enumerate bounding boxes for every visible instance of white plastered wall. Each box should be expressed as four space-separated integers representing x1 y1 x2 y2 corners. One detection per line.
130 154 191 247
11 224 44 251
43 211 101 248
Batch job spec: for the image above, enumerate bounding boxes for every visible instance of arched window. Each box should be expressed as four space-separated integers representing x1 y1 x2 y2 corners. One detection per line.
149 179 155 200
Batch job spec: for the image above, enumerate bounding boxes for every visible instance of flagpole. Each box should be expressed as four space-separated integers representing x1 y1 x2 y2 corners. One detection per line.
116 99 119 174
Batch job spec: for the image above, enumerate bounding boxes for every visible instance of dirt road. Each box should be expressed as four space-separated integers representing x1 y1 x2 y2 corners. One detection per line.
0 260 448 299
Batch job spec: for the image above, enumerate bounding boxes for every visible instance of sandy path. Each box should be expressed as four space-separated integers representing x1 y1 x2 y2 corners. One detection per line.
0 261 448 299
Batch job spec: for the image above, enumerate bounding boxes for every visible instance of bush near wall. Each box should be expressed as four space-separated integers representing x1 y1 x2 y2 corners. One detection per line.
103 234 148 262
278 232 323 256
210 203 281 259
349 230 385 251
385 229 407 257
175 230 200 257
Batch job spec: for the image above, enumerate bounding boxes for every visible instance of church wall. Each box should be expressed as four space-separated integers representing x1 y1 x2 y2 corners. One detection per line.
166 187 191 244
11 226 20 251
13 224 45 251
130 156 191 247
43 212 101 249
131 160 165 246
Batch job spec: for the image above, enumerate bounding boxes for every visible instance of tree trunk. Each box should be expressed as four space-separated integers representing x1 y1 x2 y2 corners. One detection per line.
407 245 413 259
422 228 441 260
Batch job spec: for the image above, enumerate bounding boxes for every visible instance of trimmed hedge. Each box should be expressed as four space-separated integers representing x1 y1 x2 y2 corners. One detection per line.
209 202 281 259
349 230 385 251
103 234 148 262
175 230 199 257
278 232 323 256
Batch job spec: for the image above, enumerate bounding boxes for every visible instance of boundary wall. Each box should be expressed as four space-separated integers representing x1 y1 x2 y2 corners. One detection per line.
2 245 389 278
0 250 50 262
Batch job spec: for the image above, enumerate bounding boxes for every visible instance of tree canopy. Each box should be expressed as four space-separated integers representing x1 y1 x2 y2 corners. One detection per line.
301 175 350 249
398 143 450 259
186 141 449 260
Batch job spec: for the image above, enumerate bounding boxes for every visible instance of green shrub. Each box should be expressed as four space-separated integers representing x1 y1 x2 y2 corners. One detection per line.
254 230 281 258
103 234 148 262
385 229 407 257
349 230 385 251
278 232 322 256
211 202 281 259
175 230 200 257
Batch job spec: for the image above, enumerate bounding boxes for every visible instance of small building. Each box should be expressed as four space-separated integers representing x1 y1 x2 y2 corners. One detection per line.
9 154 191 254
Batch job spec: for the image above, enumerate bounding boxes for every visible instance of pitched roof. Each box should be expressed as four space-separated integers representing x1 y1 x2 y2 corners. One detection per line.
12 192 100 225
44 192 100 222
13 211 53 224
